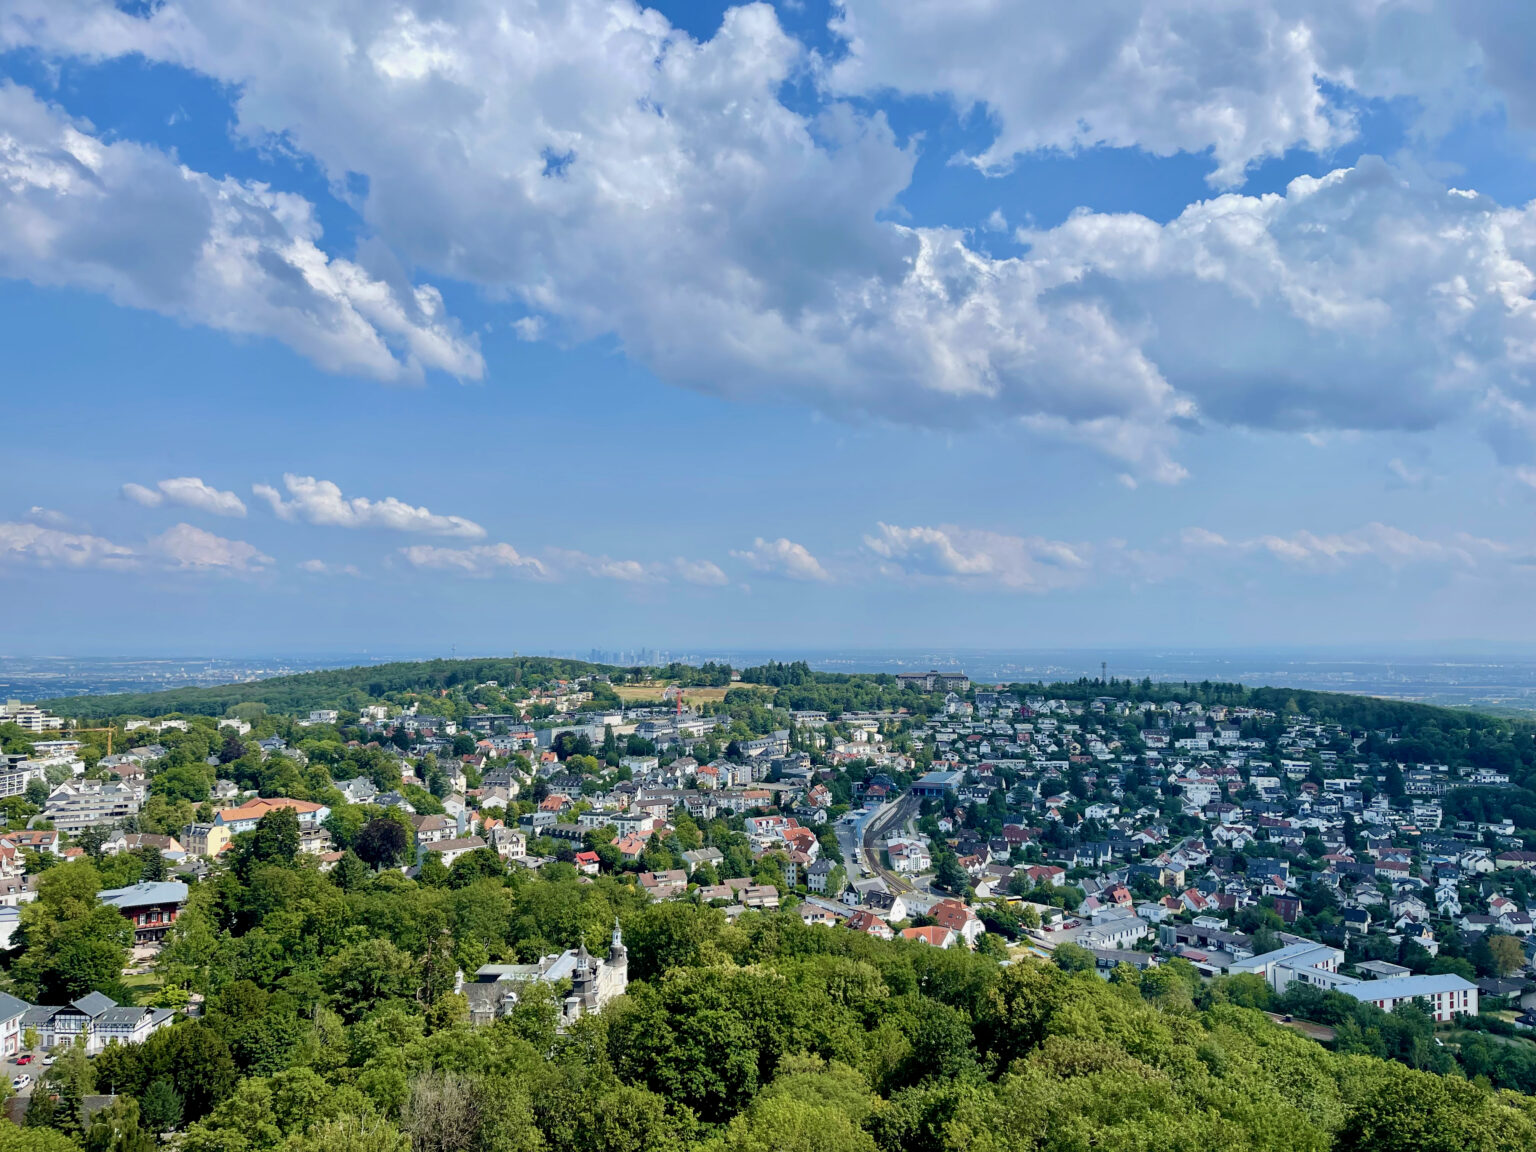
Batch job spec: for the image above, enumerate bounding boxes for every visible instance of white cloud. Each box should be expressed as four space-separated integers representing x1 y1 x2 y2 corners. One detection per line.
864 522 1091 591
544 549 657 584
398 540 725 584
149 523 273 572
1181 521 1506 571
8 4 1536 477
24 507 74 528
399 542 547 578
0 82 481 384
731 537 831 582
828 2 1520 188
298 558 362 577
1386 457 1432 489
254 474 485 538
121 477 247 516
0 521 135 569
674 558 729 586
1 517 271 573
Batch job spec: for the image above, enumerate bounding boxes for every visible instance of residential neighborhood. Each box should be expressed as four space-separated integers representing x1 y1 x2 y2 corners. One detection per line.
3 659 1536 1142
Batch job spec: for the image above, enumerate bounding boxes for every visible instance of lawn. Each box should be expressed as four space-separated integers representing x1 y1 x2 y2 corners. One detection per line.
121 971 163 1006
612 683 762 705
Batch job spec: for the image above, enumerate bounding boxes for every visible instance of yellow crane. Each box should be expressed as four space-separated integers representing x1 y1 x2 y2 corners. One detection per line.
68 725 119 757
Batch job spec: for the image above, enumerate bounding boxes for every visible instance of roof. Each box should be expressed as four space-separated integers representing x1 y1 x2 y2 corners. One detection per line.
425 836 486 853
214 797 324 823
0 992 30 1021
98 881 188 910
1341 974 1478 1002
900 925 954 946
96 1007 151 1026
67 992 118 1017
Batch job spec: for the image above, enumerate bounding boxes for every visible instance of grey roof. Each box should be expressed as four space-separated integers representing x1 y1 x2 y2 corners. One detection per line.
96 1007 149 1025
98 881 189 910
1341 974 1478 1001
21 1007 58 1028
0 992 31 1021
67 992 118 1017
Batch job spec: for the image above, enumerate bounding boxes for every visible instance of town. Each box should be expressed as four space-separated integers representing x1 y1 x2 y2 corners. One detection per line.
0 656 1533 1149
3 661 1533 1040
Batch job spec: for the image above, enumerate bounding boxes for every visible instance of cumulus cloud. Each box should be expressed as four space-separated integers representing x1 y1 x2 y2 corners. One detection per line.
0 521 135 569
122 477 247 516
731 537 831 582
864 522 1091 590
9 3 1536 477
298 559 362 577
674 558 730 586
830 1 1355 186
399 542 547 578
254 474 485 538
0 82 481 384
24 507 74 528
827 2 1536 187
149 523 273 571
399 540 725 584
1181 521 1506 571
0 518 270 573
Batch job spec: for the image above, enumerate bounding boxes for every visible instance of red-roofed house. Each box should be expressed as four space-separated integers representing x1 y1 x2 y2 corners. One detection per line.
900 925 957 949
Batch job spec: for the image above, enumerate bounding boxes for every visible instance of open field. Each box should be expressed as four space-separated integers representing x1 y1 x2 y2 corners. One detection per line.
611 683 767 705
121 970 163 1006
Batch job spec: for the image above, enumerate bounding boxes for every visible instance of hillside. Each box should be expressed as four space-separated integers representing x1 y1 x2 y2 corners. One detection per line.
38 657 611 720
40 657 1536 741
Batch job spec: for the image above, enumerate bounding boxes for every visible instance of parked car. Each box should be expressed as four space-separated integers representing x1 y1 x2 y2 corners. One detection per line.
15 1055 32 1065
11 1074 30 1091
41 1054 55 1066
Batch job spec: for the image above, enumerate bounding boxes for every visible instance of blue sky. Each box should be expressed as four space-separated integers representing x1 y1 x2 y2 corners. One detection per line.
5 1 1536 655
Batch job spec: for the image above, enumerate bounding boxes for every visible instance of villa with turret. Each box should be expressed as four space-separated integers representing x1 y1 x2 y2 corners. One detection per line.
461 920 629 1027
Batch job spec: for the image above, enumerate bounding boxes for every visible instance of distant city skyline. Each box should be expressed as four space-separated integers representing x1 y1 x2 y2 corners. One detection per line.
7 3 1536 650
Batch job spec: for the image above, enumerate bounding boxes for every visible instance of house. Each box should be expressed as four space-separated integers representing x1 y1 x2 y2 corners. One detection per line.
928 899 984 948
23 993 175 1055
3 830 59 857
613 835 647 862
423 836 487 868
863 889 910 922
574 851 601 876
0 992 28 1059
98 881 188 948
886 839 931 873
846 910 893 940
799 904 837 928
639 870 688 900
101 832 184 860
411 814 458 845
487 826 527 861
806 857 843 895
464 924 628 1029
900 925 957 948
194 798 331 857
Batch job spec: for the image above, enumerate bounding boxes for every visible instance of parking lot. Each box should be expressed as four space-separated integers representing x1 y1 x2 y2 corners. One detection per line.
2 1053 54 1098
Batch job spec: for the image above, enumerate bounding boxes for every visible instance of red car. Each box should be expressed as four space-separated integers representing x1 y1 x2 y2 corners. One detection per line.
15 1056 32 1066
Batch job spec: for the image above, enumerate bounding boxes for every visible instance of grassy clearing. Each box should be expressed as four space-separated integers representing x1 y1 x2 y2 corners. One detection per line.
121 971 163 1006
612 683 762 705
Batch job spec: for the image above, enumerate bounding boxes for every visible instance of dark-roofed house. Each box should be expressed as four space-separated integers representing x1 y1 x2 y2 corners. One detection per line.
98 881 189 947
26 993 174 1054
0 992 27 1059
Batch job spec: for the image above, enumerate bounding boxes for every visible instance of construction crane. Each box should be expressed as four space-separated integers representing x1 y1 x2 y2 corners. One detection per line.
68 725 119 757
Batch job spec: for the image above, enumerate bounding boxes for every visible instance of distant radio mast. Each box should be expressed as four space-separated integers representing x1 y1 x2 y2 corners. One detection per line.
1101 660 1107 683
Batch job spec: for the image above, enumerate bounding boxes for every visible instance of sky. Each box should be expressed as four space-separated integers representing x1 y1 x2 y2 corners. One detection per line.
6 1 1536 656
